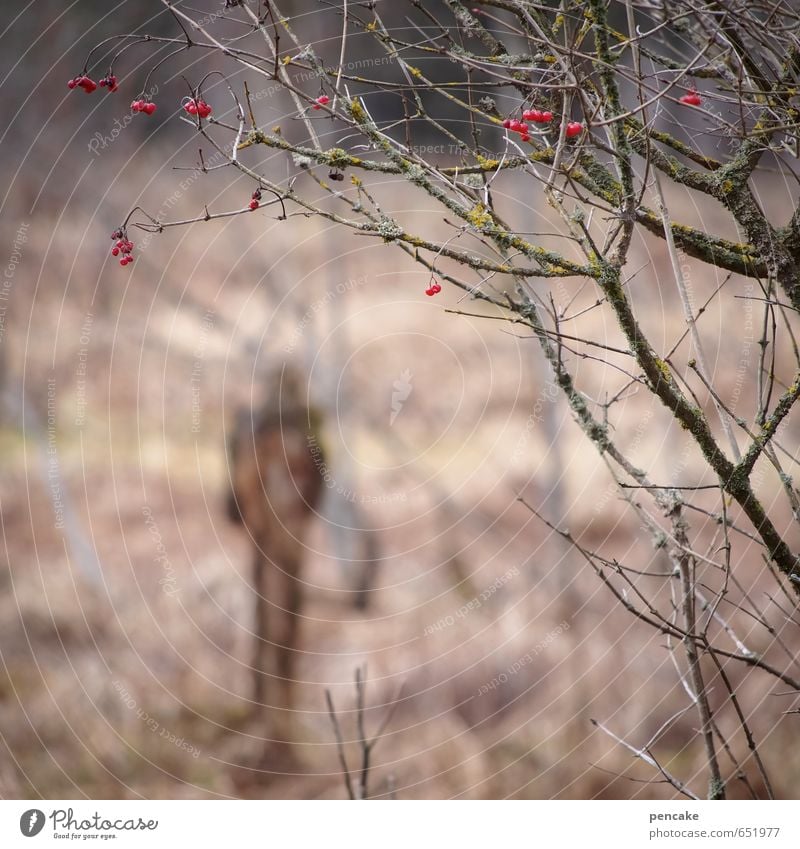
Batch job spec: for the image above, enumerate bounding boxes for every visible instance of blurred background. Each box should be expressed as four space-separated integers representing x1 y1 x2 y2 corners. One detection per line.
0 0 799 799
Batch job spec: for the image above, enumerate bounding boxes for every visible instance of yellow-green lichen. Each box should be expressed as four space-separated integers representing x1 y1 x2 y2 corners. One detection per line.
467 203 494 229
348 98 366 122
531 147 556 163
327 148 354 169
376 217 403 242
475 153 500 170
654 358 672 381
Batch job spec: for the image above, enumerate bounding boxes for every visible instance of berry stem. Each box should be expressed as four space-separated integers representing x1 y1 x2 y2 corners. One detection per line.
140 45 191 104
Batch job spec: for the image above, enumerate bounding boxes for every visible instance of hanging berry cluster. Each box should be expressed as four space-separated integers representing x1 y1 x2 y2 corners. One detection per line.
522 108 553 124
249 188 262 211
312 94 330 110
110 229 135 266
502 118 530 142
502 106 583 142
183 98 212 118
131 98 157 115
65 54 227 269
68 73 118 93
425 277 442 297
67 75 98 93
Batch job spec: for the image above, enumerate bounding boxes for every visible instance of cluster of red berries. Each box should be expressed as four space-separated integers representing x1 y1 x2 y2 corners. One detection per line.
99 74 118 92
523 108 554 124
131 99 157 115
502 108 583 142
502 117 532 142
184 98 212 118
502 107 553 140
680 88 702 106
110 229 134 266
312 94 330 110
67 75 98 93
425 278 442 297
249 188 262 210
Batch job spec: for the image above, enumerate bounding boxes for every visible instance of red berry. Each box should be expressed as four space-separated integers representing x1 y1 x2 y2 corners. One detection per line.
143 102 156 115
502 118 512 129
79 76 97 93
425 287 435 296
539 111 553 123
565 121 583 138
68 78 77 89
520 133 530 143
312 94 330 110
680 90 702 106
184 98 208 116
523 109 543 122
516 122 528 134
249 199 259 210
508 119 522 132
111 247 120 256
